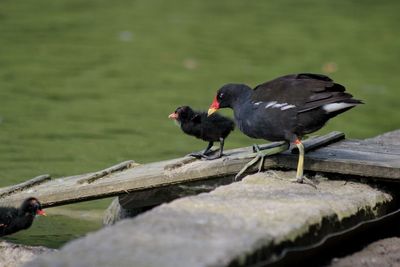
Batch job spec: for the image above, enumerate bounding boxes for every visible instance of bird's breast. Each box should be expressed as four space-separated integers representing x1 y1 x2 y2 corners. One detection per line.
234 110 266 139
234 103 296 141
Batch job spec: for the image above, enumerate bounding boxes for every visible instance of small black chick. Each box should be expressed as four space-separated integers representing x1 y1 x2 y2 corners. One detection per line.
169 106 234 160
0 197 46 237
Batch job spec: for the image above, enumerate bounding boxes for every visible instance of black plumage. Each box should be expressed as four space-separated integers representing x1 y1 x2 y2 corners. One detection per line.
169 106 234 159
208 73 363 182
0 197 46 237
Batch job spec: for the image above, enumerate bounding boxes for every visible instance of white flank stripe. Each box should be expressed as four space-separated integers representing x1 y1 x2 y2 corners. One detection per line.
272 103 287 108
281 104 296 110
265 101 277 108
254 101 263 106
323 103 356 113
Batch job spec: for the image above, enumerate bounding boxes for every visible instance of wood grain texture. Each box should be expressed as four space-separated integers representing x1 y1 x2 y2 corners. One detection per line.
0 130 398 208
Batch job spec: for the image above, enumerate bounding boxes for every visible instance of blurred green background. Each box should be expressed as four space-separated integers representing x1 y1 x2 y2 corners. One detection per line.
1 0 399 248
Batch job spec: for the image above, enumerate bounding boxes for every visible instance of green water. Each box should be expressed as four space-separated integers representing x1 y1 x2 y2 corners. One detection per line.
1 0 399 248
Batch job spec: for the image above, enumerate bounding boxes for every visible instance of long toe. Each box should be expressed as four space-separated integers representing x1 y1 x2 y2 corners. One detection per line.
236 143 289 181
204 154 223 160
290 176 317 189
257 141 288 152
188 152 205 159
235 153 263 181
290 177 304 183
252 144 261 153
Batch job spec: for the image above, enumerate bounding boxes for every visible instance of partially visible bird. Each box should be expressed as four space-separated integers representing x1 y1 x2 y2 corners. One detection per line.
208 73 363 182
169 106 234 160
0 197 46 237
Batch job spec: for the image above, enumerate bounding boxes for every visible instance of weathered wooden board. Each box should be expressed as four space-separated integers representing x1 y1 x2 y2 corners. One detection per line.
0 131 399 208
0 175 51 198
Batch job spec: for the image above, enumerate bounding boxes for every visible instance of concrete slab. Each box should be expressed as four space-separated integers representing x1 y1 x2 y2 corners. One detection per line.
0 241 55 267
329 237 400 267
25 171 393 267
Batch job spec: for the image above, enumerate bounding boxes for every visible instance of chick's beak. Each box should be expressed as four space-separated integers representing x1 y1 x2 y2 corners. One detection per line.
208 96 220 116
36 209 47 216
168 112 178 120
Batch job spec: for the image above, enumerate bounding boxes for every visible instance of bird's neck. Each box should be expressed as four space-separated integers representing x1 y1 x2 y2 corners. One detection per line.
12 214 35 229
231 89 252 109
229 89 257 136
230 89 252 117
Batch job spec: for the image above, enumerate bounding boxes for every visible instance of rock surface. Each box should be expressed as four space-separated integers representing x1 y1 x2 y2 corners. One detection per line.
103 197 127 225
364 129 400 146
0 241 55 267
103 197 155 226
329 237 400 267
25 171 393 267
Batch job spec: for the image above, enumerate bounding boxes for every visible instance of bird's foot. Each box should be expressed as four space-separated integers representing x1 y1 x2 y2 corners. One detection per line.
290 176 317 189
203 154 222 160
189 152 222 160
188 152 206 159
252 144 261 153
188 147 217 158
265 170 285 181
235 150 266 181
253 141 288 153
235 142 289 181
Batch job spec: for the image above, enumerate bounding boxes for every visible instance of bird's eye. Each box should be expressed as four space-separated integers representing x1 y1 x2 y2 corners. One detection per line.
218 93 224 100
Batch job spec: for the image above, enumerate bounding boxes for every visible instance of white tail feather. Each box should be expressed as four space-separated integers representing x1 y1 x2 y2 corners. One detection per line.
323 103 356 113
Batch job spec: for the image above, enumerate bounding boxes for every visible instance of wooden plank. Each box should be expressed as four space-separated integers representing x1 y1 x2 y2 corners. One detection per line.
118 136 400 210
0 174 51 198
77 160 139 184
0 131 399 208
291 131 345 153
276 142 400 179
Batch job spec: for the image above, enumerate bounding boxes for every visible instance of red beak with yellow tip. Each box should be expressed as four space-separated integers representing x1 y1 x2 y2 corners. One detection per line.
36 209 47 216
208 96 220 116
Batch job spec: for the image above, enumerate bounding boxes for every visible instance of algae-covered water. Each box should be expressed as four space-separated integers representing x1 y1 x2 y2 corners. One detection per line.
1 0 399 248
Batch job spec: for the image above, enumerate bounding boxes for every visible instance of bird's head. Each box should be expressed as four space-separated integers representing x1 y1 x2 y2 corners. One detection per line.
20 197 46 217
168 106 196 123
208 84 251 116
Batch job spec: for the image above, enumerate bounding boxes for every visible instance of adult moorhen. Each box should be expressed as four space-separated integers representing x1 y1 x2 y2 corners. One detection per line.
208 73 362 183
169 106 234 159
0 197 46 237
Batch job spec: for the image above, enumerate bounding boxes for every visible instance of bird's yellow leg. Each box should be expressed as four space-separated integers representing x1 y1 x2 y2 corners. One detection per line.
292 139 317 188
295 140 304 182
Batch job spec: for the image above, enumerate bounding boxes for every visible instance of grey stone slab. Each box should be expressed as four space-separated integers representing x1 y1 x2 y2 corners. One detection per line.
0 241 55 267
364 129 400 146
329 237 400 267
25 171 393 267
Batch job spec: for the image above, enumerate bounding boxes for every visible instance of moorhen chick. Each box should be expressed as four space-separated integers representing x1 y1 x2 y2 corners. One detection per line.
0 197 46 237
169 106 234 159
208 73 362 183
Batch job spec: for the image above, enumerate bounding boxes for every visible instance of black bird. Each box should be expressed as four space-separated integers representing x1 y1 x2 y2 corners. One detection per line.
0 197 46 237
169 106 234 160
208 73 363 182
